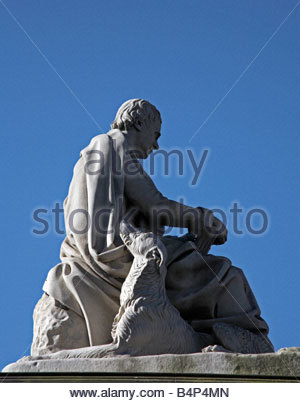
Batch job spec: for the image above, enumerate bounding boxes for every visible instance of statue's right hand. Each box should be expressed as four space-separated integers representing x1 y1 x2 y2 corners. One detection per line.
195 232 214 255
211 216 228 245
197 207 228 245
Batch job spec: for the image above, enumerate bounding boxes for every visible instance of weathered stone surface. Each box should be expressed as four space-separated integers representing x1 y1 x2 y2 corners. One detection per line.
3 348 300 378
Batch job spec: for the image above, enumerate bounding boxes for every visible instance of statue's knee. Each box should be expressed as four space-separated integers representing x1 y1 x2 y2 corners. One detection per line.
230 266 244 276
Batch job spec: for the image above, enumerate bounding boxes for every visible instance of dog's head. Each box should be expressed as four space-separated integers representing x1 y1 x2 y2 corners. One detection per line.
120 220 166 266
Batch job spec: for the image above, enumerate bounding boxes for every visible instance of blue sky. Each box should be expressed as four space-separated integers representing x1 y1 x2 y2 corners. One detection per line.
1 0 299 369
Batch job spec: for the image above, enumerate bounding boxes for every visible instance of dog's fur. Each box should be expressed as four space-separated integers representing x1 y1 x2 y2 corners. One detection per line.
28 221 213 360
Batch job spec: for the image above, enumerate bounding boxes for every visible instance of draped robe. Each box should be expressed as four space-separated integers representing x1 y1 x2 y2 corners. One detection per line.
34 129 270 352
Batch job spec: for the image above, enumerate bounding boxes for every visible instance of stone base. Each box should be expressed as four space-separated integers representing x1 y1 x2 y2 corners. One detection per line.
2 348 300 381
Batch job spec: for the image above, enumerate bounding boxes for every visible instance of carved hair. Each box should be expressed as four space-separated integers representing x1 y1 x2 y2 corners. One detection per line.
111 99 161 130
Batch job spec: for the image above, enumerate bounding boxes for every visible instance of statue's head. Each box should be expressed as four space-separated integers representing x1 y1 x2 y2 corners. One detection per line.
111 99 162 159
111 99 161 131
119 220 167 268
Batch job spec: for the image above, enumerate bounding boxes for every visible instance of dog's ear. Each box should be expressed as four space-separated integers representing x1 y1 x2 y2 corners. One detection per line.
146 246 166 267
146 247 160 262
157 245 167 267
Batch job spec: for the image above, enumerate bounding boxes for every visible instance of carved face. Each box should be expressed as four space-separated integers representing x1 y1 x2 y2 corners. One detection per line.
133 119 161 159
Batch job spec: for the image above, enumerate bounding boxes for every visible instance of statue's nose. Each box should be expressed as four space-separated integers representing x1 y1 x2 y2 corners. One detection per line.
153 141 159 150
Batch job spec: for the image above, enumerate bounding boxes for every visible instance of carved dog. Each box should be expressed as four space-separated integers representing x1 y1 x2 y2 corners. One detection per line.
28 221 212 359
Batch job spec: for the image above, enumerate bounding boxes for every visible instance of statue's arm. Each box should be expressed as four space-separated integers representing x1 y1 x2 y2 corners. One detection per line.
124 160 227 244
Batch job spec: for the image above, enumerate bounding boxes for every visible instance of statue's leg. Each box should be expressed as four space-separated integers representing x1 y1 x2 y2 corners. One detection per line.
31 293 89 355
164 240 273 353
211 266 270 334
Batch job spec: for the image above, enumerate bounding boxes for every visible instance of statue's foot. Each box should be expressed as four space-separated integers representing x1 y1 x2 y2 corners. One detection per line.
17 355 51 362
17 342 121 361
17 356 31 362
202 344 232 353
26 343 121 360
18 351 88 361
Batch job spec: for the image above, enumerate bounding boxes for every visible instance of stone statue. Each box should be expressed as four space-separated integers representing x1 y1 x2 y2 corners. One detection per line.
30 99 274 357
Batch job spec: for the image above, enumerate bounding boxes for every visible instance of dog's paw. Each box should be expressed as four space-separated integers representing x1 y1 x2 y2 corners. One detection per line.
202 344 232 353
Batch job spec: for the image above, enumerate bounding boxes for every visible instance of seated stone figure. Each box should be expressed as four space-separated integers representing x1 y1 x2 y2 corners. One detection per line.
31 99 274 356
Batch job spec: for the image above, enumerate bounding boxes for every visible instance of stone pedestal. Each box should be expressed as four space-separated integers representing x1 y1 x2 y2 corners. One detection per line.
2 348 299 382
